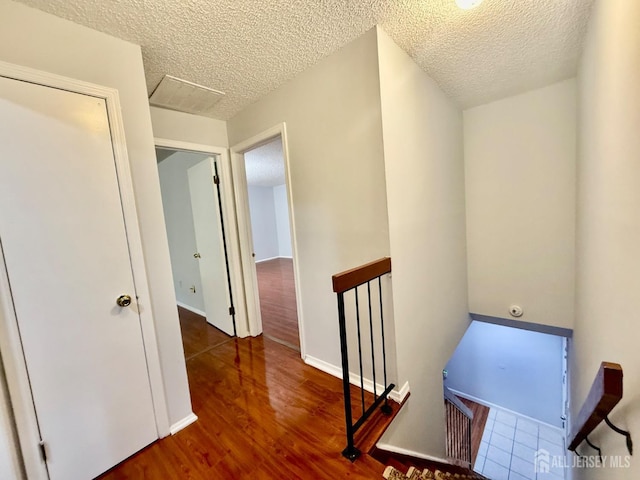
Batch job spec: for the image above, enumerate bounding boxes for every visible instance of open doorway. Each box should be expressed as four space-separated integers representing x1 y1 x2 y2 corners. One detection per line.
243 137 300 351
155 144 240 358
229 126 304 355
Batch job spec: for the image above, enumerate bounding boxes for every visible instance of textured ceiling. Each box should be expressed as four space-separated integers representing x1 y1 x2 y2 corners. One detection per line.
15 0 594 120
244 138 285 187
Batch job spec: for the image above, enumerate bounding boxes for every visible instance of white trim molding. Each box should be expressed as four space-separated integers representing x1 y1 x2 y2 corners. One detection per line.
374 443 452 466
155 138 223 155
304 355 410 404
391 381 411 404
255 255 293 264
176 302 206 318
169 413 198 435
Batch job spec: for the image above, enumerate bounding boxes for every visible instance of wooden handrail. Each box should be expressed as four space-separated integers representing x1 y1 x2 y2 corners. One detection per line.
568 362 623 451
332 257 391 293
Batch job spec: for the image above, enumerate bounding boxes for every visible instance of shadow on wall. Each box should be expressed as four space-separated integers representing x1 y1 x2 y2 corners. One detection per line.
444 320 567 427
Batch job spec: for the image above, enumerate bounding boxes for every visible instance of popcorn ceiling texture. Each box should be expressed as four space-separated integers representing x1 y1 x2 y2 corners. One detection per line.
14 0 594 120
244 137 285 187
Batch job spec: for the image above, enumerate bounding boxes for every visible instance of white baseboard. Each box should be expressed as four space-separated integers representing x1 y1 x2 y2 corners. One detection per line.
169 413 198 435
375 443 452 465
391 381 411 403
447 388 564 433
304 355 410 404
176 301 206 318
255 256 292 263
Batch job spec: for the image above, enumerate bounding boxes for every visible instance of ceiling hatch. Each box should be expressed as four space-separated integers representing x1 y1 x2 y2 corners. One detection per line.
149 75 225 118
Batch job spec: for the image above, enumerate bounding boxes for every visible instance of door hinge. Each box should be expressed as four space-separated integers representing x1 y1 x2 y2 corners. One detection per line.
228 306 235 316
39 440 47 463
213 174 220 185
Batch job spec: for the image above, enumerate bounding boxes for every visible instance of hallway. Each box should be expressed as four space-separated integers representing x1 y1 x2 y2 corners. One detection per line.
256 257 300 350
98 308 384 479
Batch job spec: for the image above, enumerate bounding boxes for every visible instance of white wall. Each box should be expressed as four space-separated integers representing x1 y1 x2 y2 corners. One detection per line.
227 29 394 372
375 27 469 458
151 106 228 147
464 79 577 330
247 185 280 261
274 184 293 257
572 1 640 478
0 0 192 448
446 321 565 427
158 152 210 312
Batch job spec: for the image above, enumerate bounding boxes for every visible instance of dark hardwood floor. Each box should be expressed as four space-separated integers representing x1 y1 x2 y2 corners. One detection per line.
178 306 232 360
98 307 391 479
256 258 300 350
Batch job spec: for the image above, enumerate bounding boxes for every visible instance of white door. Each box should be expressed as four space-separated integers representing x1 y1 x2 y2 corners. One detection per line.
0 76 157 479
188 158 235 336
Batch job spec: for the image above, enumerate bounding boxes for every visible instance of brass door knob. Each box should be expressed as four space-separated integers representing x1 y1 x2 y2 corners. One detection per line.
116 295 132 307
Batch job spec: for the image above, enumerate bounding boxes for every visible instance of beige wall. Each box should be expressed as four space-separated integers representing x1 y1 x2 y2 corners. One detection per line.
375 27 469 457
151 106 229 147
227 28 393 373
572 0 640 478
464 79 577 330
0 0 192 450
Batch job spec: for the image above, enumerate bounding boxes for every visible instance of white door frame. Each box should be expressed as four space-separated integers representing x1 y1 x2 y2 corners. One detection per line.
229 123 306 357
0 60 169 479
154 138 250 338
562 337 571 440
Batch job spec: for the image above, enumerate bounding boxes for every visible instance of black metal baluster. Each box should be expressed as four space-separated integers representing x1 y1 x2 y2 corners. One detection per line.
354 288 365 417
334 262 395 459
337 292 359 460
367 281 377 399
379 277 392 414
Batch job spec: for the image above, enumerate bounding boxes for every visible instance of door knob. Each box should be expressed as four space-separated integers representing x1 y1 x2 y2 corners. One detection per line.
193 253 201 259
116 295 132 307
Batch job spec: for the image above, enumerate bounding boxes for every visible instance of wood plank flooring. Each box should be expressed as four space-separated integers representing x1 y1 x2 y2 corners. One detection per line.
178 306 231 360
256 258 300 350
98 308 392 479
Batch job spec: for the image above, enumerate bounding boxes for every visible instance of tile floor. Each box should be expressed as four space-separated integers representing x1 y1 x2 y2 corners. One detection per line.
474 407 567 480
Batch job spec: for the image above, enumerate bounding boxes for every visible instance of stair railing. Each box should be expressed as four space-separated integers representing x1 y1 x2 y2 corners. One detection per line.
568 362 633 456
444 386 473 468
332 257 395 461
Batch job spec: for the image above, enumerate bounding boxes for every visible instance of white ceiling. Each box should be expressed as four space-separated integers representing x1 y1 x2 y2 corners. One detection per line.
15 0 594 120
244 138 285 187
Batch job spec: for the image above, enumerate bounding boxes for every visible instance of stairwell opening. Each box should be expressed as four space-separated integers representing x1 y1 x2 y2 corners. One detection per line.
443 318 571 479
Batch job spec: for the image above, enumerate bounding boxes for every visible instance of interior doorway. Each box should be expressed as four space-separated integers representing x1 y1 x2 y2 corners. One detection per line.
156 147 236 336
244 137 299 350
229 126 305 355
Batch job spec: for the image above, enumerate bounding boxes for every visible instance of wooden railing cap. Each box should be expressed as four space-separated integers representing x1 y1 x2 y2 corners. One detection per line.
332 257 391 293
568 361 623 451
